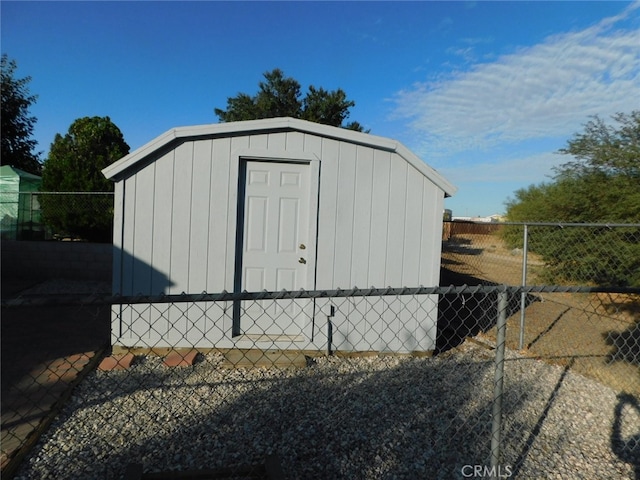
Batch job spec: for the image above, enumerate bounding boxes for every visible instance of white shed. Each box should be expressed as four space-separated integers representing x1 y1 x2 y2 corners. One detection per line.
102 117 456 353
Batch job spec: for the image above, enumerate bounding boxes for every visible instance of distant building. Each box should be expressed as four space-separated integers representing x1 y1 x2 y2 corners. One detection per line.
452 214 505 223
0 165 44 240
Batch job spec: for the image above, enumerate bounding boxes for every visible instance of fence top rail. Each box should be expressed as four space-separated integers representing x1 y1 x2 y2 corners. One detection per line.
2 284 639 307
445 220 640 228
11 191 115 195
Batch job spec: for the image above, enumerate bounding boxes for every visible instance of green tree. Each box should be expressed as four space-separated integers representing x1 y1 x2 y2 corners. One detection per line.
215 68 367 132
504 112 640 286
1 54 41 175
41 116 130 242
557 111 640 180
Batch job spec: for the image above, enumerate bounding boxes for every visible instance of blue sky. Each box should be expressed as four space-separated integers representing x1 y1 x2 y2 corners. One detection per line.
2 1 639 217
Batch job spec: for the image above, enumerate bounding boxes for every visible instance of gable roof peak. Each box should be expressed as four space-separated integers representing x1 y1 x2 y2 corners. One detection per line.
101 117 456 197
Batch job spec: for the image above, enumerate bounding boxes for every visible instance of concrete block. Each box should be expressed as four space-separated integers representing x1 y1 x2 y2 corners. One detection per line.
98 353 135 371
163 350 198 367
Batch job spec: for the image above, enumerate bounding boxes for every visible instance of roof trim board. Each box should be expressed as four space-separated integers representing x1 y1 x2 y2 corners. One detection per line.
102 117 457 196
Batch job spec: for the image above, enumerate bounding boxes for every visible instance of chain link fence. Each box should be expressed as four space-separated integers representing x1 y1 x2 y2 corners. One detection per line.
2 284 638 479
442 220 640 288
0 192 113 241
442 221 640 366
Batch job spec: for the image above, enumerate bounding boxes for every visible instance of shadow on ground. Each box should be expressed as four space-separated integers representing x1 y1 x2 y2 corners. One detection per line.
14 349 636 479
605 318 640 367
437 266 538 354
0 303 110 406
611 393 640 480
12 354 513 479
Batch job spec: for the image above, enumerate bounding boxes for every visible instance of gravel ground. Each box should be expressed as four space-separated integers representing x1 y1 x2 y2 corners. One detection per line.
14 341 638 480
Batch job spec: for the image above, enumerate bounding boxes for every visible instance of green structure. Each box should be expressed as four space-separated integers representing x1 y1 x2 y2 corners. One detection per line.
0 165 44 240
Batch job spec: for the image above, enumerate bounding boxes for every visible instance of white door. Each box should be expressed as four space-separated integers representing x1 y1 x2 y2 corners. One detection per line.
239 161 312 336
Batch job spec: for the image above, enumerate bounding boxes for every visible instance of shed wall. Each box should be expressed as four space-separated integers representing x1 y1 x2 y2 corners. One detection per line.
111 130 444 351
113 130 444 295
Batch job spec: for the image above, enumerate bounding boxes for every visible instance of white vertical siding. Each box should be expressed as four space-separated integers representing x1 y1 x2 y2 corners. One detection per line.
151 150 175 294
402 165 425 286
384 154 408 286
286 131 305 151
249 133 268 149
131 163 155 294
350 146 374 287
169 142 194 294
121 175 136 295
302 132 322 158
332 141 357 288
312 143 441 289
112 183 124 294
368 150 391 287
315 137 340 289
420 179 444 286
207 137 232 292
188 140 213 292
266 132 286 150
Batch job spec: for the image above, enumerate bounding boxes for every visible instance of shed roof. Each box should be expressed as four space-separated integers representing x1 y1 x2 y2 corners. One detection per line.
0 165 42 182
0 166 42 194
102 117 457 196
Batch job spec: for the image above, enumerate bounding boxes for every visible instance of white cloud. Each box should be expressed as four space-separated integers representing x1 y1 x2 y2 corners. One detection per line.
446 36 495 64
438 152 563 184
393 3 640 157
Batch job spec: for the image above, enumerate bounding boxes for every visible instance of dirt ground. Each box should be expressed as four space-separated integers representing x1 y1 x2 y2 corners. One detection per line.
440 231 640 396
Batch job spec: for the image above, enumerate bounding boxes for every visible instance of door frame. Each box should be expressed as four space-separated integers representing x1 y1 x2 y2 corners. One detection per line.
229 148 321 336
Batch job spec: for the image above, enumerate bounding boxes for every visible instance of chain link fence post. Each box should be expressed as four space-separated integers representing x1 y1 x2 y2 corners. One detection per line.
518 224 529 350
490 289 508 478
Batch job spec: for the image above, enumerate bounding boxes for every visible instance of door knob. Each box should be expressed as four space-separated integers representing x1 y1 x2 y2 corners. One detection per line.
298 257 307 264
